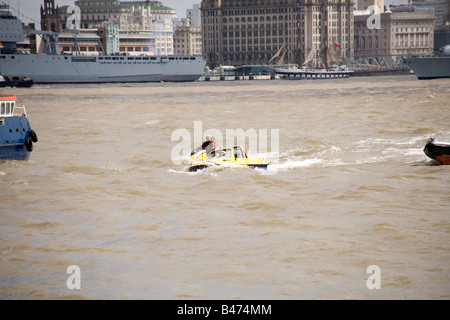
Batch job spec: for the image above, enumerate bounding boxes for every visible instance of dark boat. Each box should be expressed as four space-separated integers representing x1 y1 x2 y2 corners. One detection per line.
0 76 34 88
423 138 450 165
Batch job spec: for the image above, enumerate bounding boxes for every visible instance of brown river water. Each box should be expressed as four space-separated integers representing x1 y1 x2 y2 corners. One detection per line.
0 75 449 299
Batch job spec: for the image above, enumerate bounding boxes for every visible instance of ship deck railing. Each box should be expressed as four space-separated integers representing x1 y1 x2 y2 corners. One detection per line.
13 105 27 118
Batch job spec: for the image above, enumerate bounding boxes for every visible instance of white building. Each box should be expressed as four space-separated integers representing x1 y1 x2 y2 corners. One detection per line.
174 4 202 56
54 0 175 56
187 4 201 27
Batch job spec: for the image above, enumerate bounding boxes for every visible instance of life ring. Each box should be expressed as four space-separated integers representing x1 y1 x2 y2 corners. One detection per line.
29 129 38 142
25 137 33 152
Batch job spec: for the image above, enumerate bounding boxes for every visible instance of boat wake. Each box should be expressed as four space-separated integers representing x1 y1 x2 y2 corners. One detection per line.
261 135 441 172
169 133 449 175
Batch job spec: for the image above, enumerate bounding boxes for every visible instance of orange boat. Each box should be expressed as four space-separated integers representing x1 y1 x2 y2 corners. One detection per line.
423 138 450 165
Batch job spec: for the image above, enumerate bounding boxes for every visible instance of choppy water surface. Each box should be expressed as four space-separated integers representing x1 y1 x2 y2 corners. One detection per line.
1 75 449 299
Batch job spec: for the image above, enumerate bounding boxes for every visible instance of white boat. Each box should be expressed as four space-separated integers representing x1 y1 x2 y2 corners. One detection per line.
274 64 354 80
268 42 353 79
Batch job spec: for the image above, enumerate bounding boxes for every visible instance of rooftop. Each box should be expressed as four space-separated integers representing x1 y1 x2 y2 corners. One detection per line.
67 1 174 11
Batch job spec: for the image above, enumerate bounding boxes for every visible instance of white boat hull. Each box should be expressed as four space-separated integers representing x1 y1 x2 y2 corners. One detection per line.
276 68 353 80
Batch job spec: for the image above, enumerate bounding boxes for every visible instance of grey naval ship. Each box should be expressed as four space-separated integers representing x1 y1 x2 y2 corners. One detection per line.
403 45 450 80
0 6 206 84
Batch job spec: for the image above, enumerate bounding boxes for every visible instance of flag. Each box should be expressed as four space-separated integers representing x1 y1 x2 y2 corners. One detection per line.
335 43 340 48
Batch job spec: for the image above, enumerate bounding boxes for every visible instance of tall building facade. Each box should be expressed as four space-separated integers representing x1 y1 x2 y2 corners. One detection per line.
200 0 354 68
187 4 202 27
174 5 202 56
174 23 202 56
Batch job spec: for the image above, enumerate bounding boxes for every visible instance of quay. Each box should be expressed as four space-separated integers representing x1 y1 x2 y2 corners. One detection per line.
199 69 412 81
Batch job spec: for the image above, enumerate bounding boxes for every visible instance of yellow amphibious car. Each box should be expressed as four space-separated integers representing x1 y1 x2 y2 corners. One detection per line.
188 146 269 172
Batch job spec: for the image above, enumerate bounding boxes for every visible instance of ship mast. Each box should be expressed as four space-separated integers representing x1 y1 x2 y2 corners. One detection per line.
323 3 328 69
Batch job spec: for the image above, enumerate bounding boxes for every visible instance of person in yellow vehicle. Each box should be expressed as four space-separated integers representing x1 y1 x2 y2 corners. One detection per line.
201 135 216 151
190 135 216 160
201 135 216 157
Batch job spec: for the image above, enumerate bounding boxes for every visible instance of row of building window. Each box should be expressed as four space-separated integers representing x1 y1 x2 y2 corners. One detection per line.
208 7 294 16
222 53 276 61
215 5 349 17
222 46 289 52
223 30 293 37
355 25 431 33
223 38 289 45
223 23 293 30
222 16 294 23
61 45 152 52
355 38 430 49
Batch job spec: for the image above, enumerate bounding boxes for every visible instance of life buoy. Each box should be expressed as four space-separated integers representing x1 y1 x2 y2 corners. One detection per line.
29 129 38 142
25 137 33 152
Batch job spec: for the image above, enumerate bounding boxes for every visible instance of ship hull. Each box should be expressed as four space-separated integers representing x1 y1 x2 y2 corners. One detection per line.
273 67 353 80
0 54 206 84
0 144 30 160
423 138 450 165
403 57 450 80
279 70 353 80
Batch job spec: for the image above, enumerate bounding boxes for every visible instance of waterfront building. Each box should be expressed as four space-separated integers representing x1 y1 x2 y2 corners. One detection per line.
58 29 103 55
41 0 174 56
174 5 202 56
174 22 202 56
187 4 202 27
433 0 450 49
54 1 174 30
200 0 354 68
354 0 435 62
411 0 447 27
